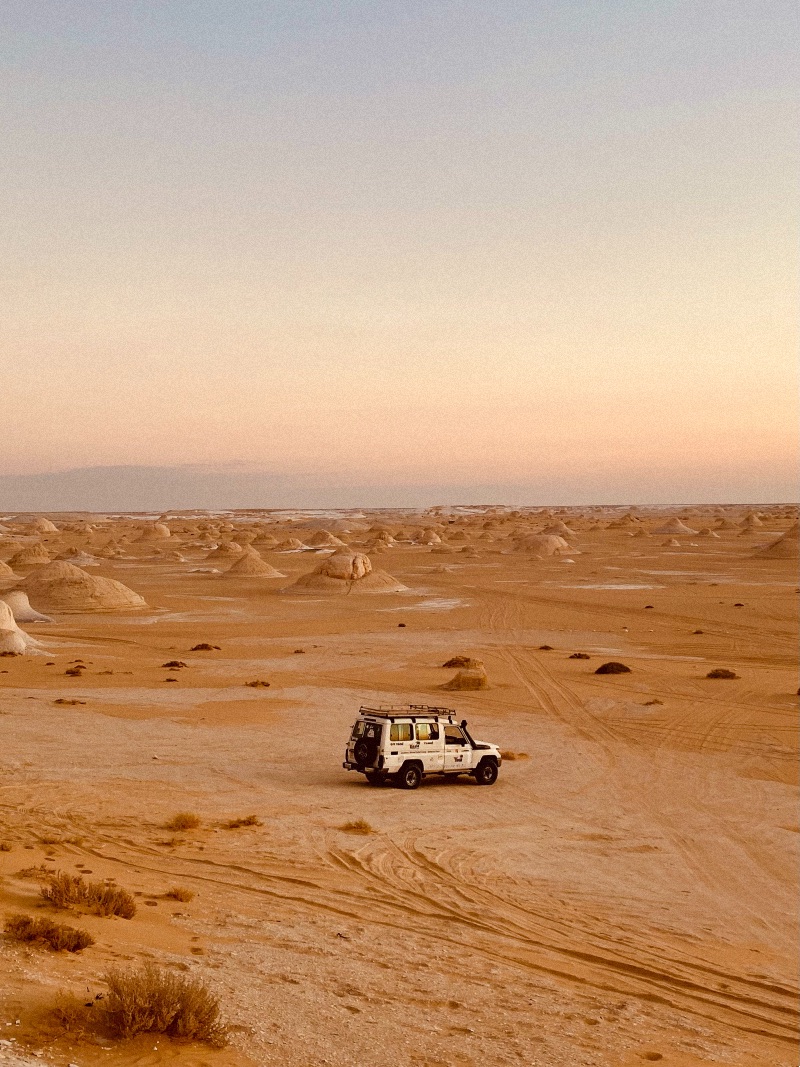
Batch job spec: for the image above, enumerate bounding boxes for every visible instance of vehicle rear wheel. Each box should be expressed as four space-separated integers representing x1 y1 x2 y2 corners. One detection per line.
474 759 498 786
397 764 422 790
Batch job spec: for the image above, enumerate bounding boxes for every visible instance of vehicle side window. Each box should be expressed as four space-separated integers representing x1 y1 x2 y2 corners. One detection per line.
390 723 413 742
444 726 466 745
416 722 440 741
351 721 365 740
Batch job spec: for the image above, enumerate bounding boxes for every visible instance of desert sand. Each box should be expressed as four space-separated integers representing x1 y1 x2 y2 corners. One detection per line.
0 505 797 1067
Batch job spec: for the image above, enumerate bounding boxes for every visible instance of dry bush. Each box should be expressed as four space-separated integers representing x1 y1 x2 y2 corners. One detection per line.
5 913 94 952
41 871 85 907
0 840 12 852
102 964 227 1046
499 751 529 761
245 679 270 687
166 813 201 831
223 815 262 829
17 864 51 881
339 819 374 835
51 992 92 1035
165 887 195 902
706 668 739 679
85 882 137 919
41 871 136 918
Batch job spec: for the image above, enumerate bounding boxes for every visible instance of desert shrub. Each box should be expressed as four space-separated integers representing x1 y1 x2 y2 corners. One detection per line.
569 653 590 660
51 992 92 1034
0 840 12 852
165 813 200 831
41 871 85 907
706 668 739 679
339 819 373 835
499 751 530 761
165 887 195 902
594 662 632 675
85 882 137 919
245 679 270 688
102 964 227 1046
538 645 554 651
223 815 262 829
189 643 220 651
162 661 187 668
5 913 94 952
41 871 136 918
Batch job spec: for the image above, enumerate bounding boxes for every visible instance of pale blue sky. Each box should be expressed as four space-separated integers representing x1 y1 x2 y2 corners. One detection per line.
1 1 797 507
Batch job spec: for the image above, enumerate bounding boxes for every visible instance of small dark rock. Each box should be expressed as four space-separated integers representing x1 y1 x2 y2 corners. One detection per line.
595 662 632 675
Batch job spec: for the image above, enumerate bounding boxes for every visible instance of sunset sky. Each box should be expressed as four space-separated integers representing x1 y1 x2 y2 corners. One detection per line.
2 0 797 509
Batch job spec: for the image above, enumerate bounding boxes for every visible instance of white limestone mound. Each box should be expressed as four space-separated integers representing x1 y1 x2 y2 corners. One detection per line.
31 517 59 533
276 538 311 552
8 543 51 568
251 533 279 548
421 529 442 544
514 534 571 557
542 521 575 537
0 560 19 580
654 518 698 535
0 590 53 623
22 561 147 612
441 666 489 691
662 538 681 547
224 549 285 578
306 530 348 548
136 522 172 541
56 550 100 566
754 523 799 560
285 551 406 594
0 601 38 653
204 542 245 562
739 512 763 528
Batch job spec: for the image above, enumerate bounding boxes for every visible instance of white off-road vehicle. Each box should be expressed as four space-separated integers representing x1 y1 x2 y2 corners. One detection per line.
343 705 502 789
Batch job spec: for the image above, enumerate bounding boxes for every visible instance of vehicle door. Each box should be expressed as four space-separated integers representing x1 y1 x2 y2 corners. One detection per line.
414 721 444 772
444 724 472 771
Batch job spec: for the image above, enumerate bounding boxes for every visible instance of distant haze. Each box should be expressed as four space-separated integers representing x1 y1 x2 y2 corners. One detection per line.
2 2 796 505
0 463 796 513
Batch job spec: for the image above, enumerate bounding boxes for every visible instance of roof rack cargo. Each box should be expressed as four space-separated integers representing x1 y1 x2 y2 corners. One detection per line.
358 704 457 721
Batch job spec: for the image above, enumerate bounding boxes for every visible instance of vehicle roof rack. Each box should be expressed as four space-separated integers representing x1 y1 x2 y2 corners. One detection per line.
358 704 457 721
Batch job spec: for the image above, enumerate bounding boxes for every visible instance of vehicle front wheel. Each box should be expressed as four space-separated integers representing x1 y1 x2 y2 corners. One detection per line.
474 759 498 786
397 764 422 790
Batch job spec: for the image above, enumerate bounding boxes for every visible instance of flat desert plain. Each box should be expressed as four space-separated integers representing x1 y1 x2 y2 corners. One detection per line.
0 507 797 1067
